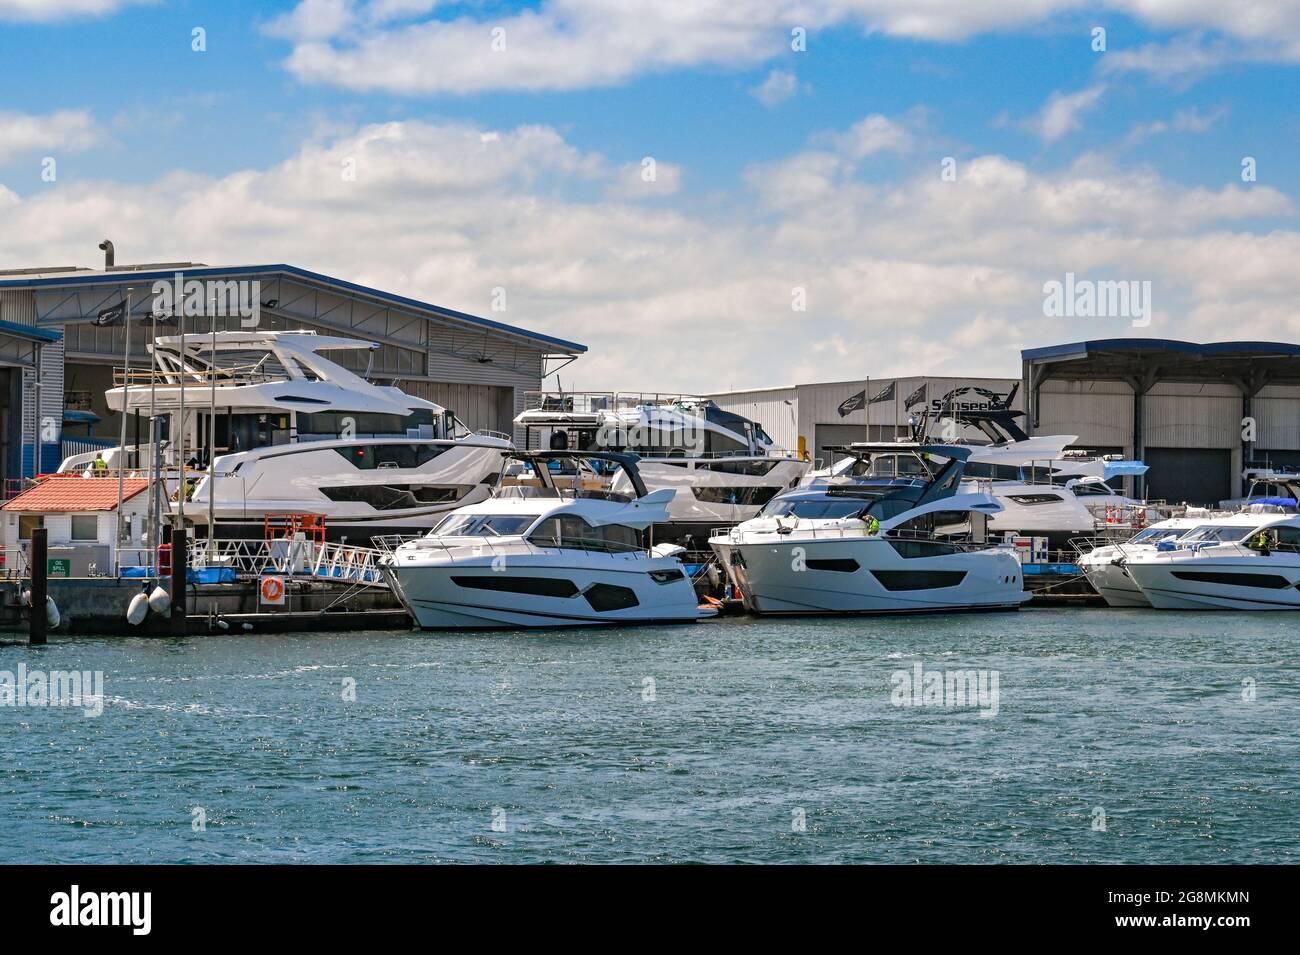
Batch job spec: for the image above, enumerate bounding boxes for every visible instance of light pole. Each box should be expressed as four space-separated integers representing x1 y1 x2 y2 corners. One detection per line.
114 287 133 574
208 299 218 558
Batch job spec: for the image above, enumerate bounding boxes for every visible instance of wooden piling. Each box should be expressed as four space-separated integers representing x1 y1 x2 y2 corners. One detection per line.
170 526 187 635
30 526 47 645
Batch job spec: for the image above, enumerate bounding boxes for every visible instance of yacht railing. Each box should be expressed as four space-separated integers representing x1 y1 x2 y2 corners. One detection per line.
380 534 650 560
187 538 389 586
709 521 1001 552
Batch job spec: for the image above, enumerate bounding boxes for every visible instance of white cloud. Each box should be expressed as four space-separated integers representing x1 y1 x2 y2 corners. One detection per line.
1031 85 1107 142
0 109 100 162
2 117 1297 391
0 0 142 20
608 160 683 198
265 1 1300 94
1126 104 1227 143
834 114 913 157
750 69 803 107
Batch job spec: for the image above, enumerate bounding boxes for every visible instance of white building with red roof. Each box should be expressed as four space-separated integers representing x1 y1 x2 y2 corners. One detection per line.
2 475 153 576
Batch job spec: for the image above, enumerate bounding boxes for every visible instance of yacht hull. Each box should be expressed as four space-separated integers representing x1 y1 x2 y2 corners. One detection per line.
1125 553 1300 610
384 548 708 629
1079 550 1151 607
710 536 1027 615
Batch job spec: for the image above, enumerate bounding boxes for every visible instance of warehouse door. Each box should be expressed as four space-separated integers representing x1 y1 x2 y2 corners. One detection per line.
814 423 868 470
1144 448 1232 506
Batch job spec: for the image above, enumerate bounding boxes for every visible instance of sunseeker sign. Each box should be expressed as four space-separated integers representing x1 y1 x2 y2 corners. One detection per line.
151 273 262 327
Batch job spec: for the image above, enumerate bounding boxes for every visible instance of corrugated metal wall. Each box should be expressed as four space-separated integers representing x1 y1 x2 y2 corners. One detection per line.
0 290 37 326
1250 384 1300 449
1143 382 1241 449
703 387 799 451
1037 380 1135 452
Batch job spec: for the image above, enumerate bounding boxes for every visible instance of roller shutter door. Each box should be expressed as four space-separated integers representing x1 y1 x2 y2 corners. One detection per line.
814 423 868 469
1144 448 1231 506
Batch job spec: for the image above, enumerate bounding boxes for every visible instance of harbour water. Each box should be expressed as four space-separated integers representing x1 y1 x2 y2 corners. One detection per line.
2 610 1295 864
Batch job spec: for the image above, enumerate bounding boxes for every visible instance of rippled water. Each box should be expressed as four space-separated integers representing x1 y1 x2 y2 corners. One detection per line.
1 609 1296 863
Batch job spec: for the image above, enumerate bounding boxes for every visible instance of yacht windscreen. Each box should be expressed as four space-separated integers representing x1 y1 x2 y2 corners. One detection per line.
431 514 534 537
1180 525 1253 544
762 499 868 520
1131 526 1188 543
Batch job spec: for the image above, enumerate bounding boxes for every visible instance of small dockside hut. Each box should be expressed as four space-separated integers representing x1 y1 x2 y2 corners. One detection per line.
1 475 153 578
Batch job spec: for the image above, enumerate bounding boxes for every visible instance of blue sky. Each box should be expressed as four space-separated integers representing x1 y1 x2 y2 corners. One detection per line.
2 1 1299 387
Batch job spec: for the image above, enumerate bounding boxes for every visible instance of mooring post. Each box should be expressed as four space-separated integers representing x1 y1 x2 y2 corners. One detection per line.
170 526 188 636
30 526 48 645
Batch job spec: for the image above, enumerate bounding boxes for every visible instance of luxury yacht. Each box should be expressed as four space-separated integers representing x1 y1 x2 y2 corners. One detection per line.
381 451 714 629
1123 513 1300 610
709 444 1028 615
61 330 512 541
515 391 809 542
1076 517 1207 607
809 405 1153 550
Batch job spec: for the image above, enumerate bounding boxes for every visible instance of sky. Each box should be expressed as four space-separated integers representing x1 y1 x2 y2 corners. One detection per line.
1 0 1299 390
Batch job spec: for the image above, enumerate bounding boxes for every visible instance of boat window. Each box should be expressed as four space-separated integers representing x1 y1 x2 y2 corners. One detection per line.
1180 524 1254 544
1070 483 1115 497
694 459 781 476
1131 526 1186 543
1006 494 1063 505
1274 526 1300 551
331 443 448 470
227 413 291 452
962 462 1023 481
528 515 639 551
432 514 534 537
704 429 749 456
692 486 780 505
301 410 437 439
760 499 867 520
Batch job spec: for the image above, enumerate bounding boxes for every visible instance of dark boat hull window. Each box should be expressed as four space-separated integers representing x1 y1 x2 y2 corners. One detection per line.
871 570 967 591
451 576 579 598
1170 570 1292 589
321 485 463 509
583 583 640 611
649 568 686 583
806 558 859 573
692 486 780 505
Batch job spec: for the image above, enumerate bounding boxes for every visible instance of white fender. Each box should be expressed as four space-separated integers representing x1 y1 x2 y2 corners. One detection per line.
127 592 150 626
148 585 171 615
45 596 60 629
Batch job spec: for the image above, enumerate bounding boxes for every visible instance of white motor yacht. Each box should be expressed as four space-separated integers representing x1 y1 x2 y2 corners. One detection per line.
382 451 714 629
515 391 809 542
61 330 512 541
709 444 1028 615
809 403 1154 550
1123 514 1300 610
1077 517 1207 607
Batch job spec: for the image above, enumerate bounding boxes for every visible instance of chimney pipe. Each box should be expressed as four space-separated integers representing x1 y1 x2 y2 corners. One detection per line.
98 239 115 269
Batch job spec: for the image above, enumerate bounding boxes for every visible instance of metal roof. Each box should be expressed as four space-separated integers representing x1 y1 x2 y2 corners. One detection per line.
0 317 62 343
1022 338 1300 388
0 263 585 354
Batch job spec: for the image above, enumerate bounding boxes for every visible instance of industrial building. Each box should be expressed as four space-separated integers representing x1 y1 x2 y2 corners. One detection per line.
1023 339 1300 505
708 340 1300 507
0 255 585 486
705 375 1022 467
